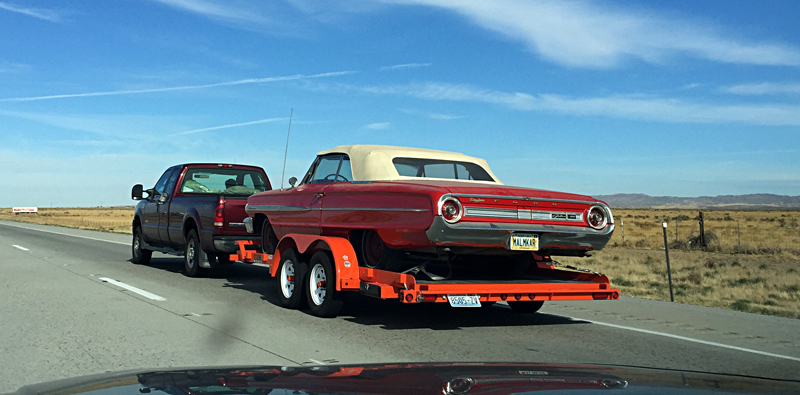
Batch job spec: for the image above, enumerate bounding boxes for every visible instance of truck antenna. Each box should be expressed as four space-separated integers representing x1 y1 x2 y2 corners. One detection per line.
280 108 293 189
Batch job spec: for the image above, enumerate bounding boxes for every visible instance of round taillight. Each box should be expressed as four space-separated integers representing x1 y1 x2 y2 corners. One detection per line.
439 197 462 224
587 206 607 229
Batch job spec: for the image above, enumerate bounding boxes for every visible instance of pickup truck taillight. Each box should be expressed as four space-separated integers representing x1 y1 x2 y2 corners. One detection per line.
214 197 225 227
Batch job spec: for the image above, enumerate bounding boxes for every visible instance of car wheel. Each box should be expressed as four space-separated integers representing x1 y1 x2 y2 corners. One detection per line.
276 248 306 309
184 229 209 277
360 230 404 271
261 220 279 254
507 300 544 313
305 251 343 317
131 226 152 265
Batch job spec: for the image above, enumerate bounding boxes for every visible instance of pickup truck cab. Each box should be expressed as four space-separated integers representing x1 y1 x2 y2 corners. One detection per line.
131 163 271 276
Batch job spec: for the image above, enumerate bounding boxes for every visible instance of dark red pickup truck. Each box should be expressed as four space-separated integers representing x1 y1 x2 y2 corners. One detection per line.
131 163 271 276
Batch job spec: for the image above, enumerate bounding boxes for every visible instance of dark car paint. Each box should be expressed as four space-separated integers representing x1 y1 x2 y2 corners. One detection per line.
9 363 800 395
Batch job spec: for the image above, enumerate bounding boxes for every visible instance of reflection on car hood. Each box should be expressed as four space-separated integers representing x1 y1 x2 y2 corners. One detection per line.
9 362 800 395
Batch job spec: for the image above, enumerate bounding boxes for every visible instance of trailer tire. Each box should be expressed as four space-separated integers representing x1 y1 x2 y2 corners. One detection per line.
507 300 544 313
305 251 343 318
360 230 404 272
132 226 152 265
276 249 307 309
184 230 209 277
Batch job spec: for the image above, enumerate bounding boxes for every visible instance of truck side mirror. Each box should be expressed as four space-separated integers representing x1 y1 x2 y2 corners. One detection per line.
288 177 298 187
132 184 144 200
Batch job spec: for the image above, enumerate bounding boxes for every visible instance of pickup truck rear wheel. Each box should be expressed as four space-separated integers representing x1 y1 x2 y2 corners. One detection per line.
305 251 343 317
131 226 152 265
276 249 306 309
360 230 404 272
184 229 209 277
261 220 279 254
507 300 544 313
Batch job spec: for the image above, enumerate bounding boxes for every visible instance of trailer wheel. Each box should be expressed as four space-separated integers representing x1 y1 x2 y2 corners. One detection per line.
507 300 544 313
131 226 152 265
276 249 306 309
360 230 404 271
306 251 343 317
261 220 279 254
184 229 209 277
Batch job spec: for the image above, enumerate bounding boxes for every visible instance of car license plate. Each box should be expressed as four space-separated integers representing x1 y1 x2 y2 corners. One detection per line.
510 234 539 251
447 295 481 308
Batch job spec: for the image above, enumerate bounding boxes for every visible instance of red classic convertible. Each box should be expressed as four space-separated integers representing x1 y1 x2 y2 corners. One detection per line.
245 145 613 272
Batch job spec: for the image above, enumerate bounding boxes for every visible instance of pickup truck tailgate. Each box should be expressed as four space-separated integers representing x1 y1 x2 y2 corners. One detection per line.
220 197 251 235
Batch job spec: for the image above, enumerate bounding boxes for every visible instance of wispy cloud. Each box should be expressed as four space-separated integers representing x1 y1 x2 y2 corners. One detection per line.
0 1 62 22
0 62 30 74
171 118 286 136
380 63 432 71
387 0 800 68
365 122 390 130
722 82 800 95
0 70 356 102
315 81 800 126
399 108 463 120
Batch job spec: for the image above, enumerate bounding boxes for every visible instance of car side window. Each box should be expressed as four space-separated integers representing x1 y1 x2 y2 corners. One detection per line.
153 169 173 195
338 155 352 182
310 155 343 184
163 167 180 196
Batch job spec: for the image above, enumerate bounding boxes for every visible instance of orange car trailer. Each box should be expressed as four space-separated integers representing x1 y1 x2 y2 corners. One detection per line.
231 234 618 317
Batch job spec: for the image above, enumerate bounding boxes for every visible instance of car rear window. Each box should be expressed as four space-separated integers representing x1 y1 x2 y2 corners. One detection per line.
392 158 494 181
180 167 270 196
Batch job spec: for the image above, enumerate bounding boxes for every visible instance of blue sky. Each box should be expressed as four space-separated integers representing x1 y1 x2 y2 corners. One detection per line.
1 0 798 207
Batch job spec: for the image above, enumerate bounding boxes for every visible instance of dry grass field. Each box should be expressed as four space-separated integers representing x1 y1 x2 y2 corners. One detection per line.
1 206 798 318
0 207 134 234
559 209 800 318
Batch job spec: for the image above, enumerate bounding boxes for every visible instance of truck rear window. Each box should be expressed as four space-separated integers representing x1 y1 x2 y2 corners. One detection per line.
180 168 270 196
392 158 495 182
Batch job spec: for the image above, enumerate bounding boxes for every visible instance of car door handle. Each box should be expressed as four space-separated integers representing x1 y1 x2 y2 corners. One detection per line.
315 193 324 197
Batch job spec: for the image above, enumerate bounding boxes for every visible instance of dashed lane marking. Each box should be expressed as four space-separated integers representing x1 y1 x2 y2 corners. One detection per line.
99 277 166 301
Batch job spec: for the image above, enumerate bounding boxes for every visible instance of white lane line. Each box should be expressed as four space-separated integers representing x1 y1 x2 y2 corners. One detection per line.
12 245 30 251
308 359 326 365
566 315 800 362
0 222 128 245
99 277 166 301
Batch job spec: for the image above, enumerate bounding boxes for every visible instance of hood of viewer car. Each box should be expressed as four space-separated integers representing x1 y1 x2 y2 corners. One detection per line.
9 362 799 395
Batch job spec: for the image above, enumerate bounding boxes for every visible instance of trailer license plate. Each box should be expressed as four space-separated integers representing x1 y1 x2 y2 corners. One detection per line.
447 295 481 308
510 234 539 251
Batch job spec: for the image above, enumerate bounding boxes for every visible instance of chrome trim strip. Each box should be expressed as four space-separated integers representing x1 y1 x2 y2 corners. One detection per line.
228 222 245 227
453 193 600 206
464 206 518 219
246 204 311 212
320 207 428 212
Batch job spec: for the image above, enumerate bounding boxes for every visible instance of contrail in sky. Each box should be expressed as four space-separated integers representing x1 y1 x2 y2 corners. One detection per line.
0 70 356 102
171 117 286 136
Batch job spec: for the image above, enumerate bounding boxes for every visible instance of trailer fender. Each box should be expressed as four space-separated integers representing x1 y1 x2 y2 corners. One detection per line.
276 234 361 291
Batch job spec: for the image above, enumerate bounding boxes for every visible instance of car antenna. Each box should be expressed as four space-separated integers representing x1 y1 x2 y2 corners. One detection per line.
280 108 293 189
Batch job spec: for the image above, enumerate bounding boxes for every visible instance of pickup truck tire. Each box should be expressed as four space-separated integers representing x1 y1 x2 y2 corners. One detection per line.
261 220 279 254
276 249 306 309
184 230 209 277
507 300 544 313
131 226 152 265
360 230 404 272
305 251 343 318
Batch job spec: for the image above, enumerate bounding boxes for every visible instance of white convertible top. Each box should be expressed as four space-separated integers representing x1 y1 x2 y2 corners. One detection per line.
317 145 502 184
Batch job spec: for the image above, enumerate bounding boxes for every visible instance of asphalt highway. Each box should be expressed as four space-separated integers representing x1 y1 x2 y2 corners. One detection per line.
1 220 798 392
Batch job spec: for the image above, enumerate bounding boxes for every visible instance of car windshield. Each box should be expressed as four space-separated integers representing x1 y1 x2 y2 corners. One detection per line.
181 168 269 195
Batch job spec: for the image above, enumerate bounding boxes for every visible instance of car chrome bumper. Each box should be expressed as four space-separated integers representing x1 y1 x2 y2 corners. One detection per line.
425 216 614 251
213 235 260 253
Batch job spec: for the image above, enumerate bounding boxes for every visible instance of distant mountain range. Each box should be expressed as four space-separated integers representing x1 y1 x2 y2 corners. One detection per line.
595 194 800 209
